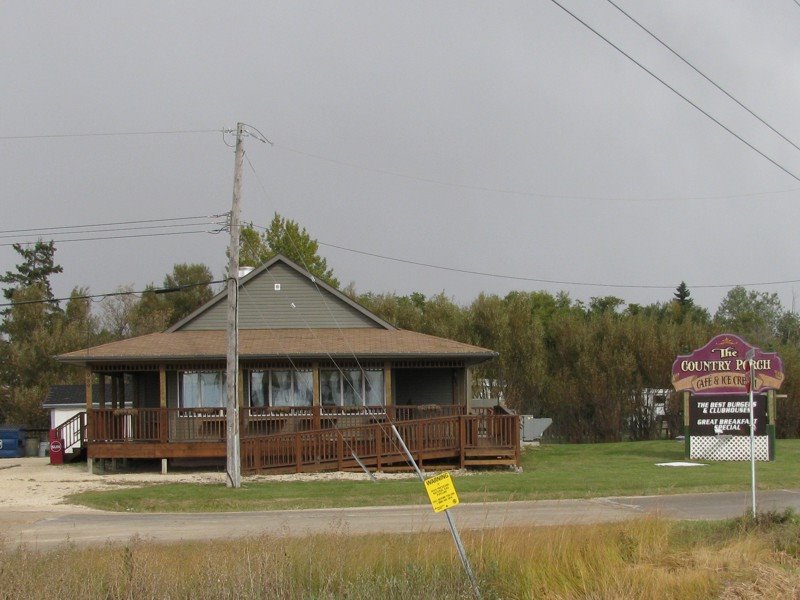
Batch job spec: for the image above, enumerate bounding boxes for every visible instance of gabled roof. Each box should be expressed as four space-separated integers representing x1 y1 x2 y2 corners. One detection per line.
168 254 395 332
56 253 498 367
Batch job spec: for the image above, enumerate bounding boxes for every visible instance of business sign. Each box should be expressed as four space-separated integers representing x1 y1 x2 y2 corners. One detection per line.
672 334 783 396
689 394 767 436
424 471 460 513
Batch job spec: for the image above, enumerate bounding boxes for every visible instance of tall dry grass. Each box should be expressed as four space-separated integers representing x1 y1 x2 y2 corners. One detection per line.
1 516 799 599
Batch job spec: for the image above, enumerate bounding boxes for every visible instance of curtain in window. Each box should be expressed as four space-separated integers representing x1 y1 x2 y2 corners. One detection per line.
181 371 225 408
271 370 293 407
321 370 341 406
181 373 201 408
294 371 313 407
200 372 225 407
342 370 363 406
251 369 315 407
365 370 384 406
250 372 268 407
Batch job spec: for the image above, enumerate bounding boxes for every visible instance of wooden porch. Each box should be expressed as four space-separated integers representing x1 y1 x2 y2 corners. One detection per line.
74 405 520 472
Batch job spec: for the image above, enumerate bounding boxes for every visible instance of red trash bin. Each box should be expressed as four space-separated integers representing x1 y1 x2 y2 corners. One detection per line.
49 429 64 465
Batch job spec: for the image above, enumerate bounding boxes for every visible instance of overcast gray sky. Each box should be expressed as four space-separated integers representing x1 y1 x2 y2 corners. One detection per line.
2 1 800 314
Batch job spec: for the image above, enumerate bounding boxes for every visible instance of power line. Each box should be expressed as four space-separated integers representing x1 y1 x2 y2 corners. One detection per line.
0 279 227 308
317 239 800 291
548 0 800 184
243 152 800 292
0 214 225 235
0 129 221 141
0 220 226 241
0 229 218 247
273 143 800 203
606 0 800 155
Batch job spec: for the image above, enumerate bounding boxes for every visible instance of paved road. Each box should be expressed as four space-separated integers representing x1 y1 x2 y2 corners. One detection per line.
5 489 800 550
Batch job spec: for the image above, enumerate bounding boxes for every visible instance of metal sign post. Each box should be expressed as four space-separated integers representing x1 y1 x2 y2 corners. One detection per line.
745 348 756 517
390 424 481 599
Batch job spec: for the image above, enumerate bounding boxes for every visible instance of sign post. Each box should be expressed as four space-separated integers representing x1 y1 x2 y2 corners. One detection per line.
672 335 783 465
745 348 756 516
390 425 480 599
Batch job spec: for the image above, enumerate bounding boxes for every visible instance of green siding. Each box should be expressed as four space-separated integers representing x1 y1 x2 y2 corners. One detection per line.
179 262 379 331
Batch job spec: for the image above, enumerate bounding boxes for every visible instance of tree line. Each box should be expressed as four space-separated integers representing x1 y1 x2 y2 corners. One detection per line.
358 286 800 441
3 214 800 442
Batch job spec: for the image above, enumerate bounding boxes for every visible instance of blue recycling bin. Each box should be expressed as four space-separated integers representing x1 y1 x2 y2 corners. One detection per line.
0 427 26 459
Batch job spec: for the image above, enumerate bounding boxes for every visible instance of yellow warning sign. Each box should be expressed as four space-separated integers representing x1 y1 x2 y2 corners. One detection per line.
424 471 460 513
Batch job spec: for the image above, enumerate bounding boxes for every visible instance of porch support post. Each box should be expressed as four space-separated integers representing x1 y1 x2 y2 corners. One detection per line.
119 374 126 408
465 366 473 415
383 361 392 406
459 417 466 468
85 368 93 474
85 368 93 410
159 366 167 408
159 366 168 450
312 362 320 406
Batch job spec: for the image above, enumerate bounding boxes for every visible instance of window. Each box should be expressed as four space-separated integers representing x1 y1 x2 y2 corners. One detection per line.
250 369 313 407
180 371 226 408
320 370 340 407
321 369 384 407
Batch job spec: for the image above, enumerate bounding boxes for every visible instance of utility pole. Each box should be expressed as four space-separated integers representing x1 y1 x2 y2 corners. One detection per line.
226 123 244 488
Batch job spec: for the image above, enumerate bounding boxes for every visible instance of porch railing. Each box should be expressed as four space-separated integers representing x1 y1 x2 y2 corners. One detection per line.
87 404 468 444
241 413 519 474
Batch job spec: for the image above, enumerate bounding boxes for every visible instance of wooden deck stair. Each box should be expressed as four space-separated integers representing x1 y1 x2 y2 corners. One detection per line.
54 411 88 462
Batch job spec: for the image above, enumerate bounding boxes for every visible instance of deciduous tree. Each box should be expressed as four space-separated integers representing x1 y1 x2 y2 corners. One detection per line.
239 214 339 288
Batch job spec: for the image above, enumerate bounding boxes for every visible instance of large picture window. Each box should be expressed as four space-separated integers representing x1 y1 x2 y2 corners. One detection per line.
180 371 226 408
250 369 313 407
321 369 384 407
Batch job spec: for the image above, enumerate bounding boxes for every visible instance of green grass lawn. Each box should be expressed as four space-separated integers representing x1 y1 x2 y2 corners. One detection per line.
67 439 800 512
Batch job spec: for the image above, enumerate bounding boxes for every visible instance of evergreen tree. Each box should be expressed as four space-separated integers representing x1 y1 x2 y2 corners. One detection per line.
674 281 692 306
0 240 63 320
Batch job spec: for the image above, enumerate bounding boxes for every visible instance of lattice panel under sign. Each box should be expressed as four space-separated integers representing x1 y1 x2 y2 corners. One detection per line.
690 435 769 461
